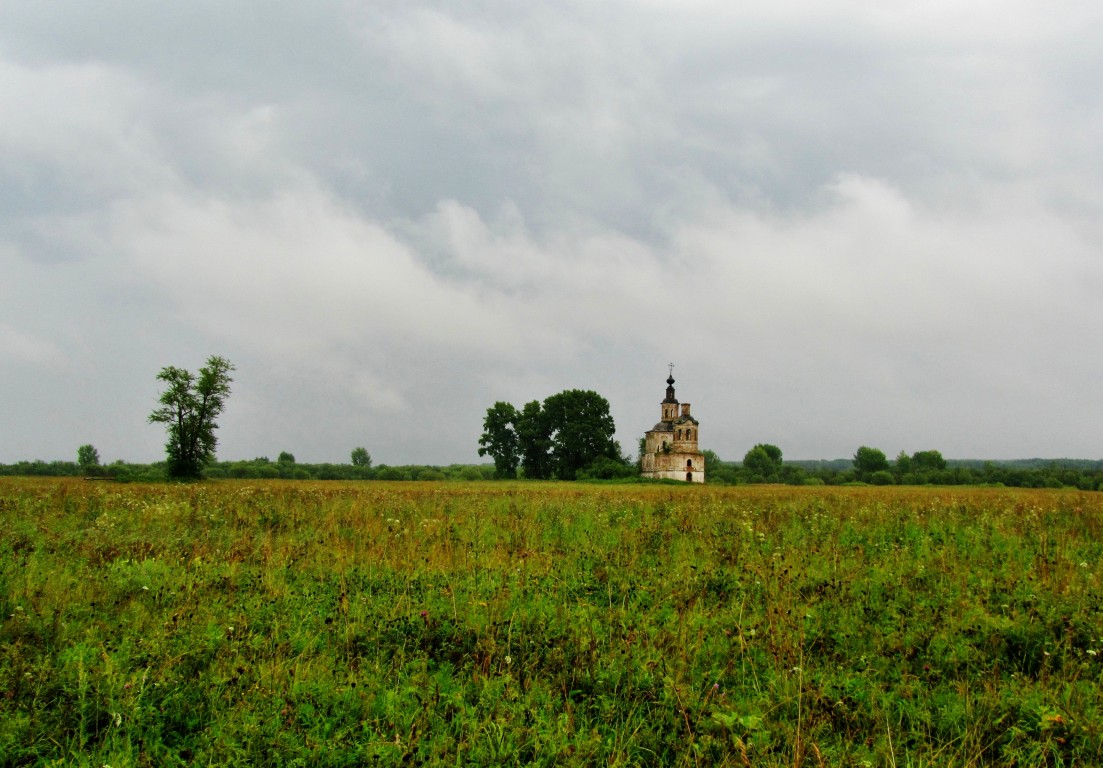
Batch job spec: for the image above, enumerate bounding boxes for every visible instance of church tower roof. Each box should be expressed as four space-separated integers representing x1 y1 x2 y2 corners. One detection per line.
663 370 678 404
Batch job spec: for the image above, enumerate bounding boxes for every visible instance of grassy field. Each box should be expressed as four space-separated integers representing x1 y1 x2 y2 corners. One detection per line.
1 478 1101 766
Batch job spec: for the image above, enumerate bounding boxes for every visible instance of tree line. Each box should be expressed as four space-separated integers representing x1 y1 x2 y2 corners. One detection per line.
705 444 1103 490
0 453 501 483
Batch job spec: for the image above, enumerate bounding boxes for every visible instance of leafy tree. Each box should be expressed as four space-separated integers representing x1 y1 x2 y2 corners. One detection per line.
911 450 947 473
542 389 620 481
480 390 620 481
743 443 783 480
477 401 521 478
700 449 739 484
149 355 234 479
894 450 912 475
700 448 720 468
853 446 889 479
77 444 100 473
350 447 372 468
516 400 553 479
277 451 295 464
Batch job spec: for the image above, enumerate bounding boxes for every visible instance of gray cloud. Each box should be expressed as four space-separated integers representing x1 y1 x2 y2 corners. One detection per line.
2 1 1102 464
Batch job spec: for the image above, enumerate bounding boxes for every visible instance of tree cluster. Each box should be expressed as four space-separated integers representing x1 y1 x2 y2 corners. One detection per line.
478 390 630 480
700 444 1103 490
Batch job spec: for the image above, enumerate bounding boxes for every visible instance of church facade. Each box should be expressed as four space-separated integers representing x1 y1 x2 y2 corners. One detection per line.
640 370 705 483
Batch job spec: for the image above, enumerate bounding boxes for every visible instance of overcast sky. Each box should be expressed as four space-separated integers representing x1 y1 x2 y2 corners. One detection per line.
3 1 1102 465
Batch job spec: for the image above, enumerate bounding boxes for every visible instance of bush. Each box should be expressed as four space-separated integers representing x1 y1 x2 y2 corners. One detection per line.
577 456 636 480
376 467 410 481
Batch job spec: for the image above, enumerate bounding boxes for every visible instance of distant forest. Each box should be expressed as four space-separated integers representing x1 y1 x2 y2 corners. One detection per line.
704 450 1103 490
0 457 494 483
3 452 1102 489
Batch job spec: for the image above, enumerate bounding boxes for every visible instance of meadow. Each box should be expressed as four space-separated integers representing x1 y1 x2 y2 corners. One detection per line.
1 478 1101 766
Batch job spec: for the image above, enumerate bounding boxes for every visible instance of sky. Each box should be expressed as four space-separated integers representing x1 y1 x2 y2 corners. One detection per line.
2 1 1102 465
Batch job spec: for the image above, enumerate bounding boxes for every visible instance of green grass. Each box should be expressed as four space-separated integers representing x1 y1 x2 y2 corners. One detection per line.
1 479 1101 766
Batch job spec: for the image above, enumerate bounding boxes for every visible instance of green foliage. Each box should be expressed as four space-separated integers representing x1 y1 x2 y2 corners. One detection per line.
148 355 235 479
516 399 553 480
477 401 520 478
869 469 895 485
911 448 947 473
576 455 636 480
350 447 372 468
76 444 100 472
853 445 889 479
482 390 619 480
542 389 619 480
277 451 295 464
894 450 912 474
743 443 783 481
3 479 1103 765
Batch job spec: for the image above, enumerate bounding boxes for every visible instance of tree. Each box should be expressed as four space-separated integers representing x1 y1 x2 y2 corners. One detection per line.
516 400 553 479
853 446 889 479
894 450 912 475
77 444 100 473
911 450 946 473
477 401 520 478
479 390 620 481
743 443 783 481
350 447 372 468
700 449 735 484
541 389 619 481
149 355 234 479
277 451 295 464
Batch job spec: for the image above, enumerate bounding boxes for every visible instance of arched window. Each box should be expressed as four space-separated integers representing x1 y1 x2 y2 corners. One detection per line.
687 459 693 467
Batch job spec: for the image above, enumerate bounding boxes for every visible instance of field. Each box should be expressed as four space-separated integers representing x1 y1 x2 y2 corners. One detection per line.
1 479 1101 766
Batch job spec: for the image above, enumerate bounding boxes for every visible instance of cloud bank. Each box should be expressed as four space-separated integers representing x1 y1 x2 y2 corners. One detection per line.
2 1 1102 463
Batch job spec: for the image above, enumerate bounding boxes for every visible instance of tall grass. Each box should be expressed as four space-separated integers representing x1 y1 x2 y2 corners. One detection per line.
1 479 1101 766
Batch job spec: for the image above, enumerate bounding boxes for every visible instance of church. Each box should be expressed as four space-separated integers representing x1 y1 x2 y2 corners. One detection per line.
640 367 705 483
